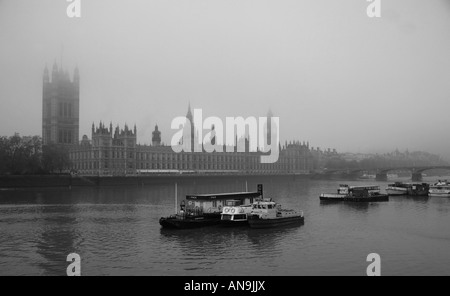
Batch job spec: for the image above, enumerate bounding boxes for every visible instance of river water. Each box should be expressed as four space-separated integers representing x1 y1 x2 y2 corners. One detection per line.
1 177 450 276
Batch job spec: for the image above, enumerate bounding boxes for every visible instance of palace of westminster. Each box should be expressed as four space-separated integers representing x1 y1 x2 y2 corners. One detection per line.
42 63 335 176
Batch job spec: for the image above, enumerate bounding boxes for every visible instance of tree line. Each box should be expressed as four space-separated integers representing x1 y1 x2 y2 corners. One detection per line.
0 134 71 175
324 151 448 171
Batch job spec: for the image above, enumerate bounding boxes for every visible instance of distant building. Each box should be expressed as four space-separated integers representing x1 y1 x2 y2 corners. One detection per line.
69 118 314 176
152 125 161 146
70 122 137 175
38 59 316 176
342 152 372 162
309 146 339 171
42 62 80 146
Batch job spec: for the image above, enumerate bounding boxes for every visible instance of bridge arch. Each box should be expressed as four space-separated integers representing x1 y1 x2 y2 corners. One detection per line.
319 166 450 181
415 166 450 174
377 167 450 174
378 168 415 174
376 166 450 181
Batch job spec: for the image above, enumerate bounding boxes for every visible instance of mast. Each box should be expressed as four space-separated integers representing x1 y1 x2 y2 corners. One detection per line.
175 182 178 214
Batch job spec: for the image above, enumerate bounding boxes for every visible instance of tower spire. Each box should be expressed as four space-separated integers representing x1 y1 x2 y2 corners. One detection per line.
43 64 49 83
61 43 64 71
152 124 161 146
186 101 193 121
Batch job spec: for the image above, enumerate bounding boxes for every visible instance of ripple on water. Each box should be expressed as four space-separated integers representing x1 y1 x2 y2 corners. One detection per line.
1 179 450 275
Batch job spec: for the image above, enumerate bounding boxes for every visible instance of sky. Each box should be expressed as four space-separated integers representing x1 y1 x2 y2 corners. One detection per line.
0 0 449 158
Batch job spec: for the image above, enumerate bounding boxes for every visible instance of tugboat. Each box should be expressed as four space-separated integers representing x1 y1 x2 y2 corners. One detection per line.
220 199 254 227
320 185 389 202
386 182 429 196
247 199 304 228
159 184 263 229
428 180 450 197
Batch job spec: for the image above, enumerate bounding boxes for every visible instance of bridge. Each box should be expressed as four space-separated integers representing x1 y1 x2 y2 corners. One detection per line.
375 166 450 181
319 166 450 182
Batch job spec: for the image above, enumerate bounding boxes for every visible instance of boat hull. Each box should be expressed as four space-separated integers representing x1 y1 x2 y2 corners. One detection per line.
159 214 221 229
219 219 249 227
247 215 304 228
408 190 429 196
428 192 450 198
320 194 389 202
386 188 408 196
428 182 450 197
386 183 429 196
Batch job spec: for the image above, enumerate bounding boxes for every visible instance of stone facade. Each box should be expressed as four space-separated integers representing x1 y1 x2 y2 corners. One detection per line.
42 63 80 146
70 123 313 176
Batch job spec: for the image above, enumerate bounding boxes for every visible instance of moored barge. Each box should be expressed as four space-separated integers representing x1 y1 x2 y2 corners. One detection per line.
386 182 429 196
320 185 389 202
160 185 263 229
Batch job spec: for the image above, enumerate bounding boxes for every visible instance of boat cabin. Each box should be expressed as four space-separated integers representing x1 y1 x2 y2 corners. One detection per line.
388 182 409 188
337 185 350 195
252 199 278 210
432 180 450 188
250 200 279 217
221 199 257 222
349 186 381 197
185 191 262 215
336 185 381 197
249 199 302 219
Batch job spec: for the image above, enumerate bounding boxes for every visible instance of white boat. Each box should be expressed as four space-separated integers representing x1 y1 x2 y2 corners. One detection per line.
429 180 450 197
247 199 304 228
220 199 254 226
160 184 262 229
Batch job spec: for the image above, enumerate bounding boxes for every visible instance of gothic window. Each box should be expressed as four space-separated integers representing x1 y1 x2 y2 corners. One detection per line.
63 103 68 117
47 103 51 117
